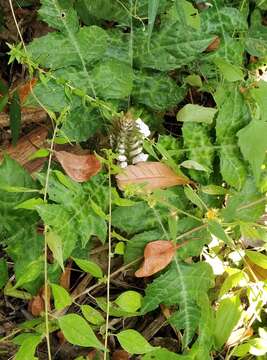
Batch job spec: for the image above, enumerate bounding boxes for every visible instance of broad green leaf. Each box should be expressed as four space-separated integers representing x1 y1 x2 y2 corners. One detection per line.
117 329 155 354
51 283 72 310
14 258 43 289
58 314 105 349
142 348 184 360
47 231 64 271
14 334 43 360
246 250 267 269
250 81 267 121
115 291 142 313
232 343 250 357
214 296 242 349
238 120 267 184
38 0 79 33
0 258 8 289
219 145 247 191
184 74 202 88
132 72 185 111
177 104 217 124
219 270 247 297
15 197 45 210
246 10 267 57
91 59 133 99
72 257 103 278
28 26 108 69
9 90 21 146
96 297 136 317
214 58 244 82
81 304 105 325
208 220 232 245
142 260 214 347
179 0 201 30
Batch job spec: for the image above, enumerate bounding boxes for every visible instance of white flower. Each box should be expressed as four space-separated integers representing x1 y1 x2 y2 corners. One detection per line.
120 161 128 168
132 153 149 164
118 155 127 162
135 118 151 138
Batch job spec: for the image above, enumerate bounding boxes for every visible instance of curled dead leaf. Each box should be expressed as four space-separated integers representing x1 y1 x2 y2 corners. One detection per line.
205 36 221 52
112 350 130 360
28 294 44 317
116 162 191 191
55 151 101 182
60 261 72 290
18 78 38 103
135 240 176 277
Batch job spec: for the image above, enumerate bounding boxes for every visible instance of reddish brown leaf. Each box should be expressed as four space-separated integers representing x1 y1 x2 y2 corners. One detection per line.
135 240 176 277
55 151 101 182
116 162 191 191
18 78 38 103
112 350 130 360
28 294 44 317
205 36 221 52
60 260 72 290
57 330 66 345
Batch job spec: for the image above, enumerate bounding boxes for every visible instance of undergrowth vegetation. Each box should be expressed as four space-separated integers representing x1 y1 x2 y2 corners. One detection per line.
1 0 267 359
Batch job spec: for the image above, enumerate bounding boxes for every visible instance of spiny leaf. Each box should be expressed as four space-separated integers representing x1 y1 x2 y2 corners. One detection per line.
55 151 101 183
116 162 191 191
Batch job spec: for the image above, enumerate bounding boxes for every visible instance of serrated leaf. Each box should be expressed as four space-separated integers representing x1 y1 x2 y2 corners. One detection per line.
132 72 185 111
115 291 142 313
238 120 267 184
246 9 267 57
81 304 105 325
116 162 191 191
142 260 214 347
9 90 21 146
58 314 105 349
72 257 103 278
28 26 108 69
51 283 72 310
177 104 217 124
214 296 242 349
117 329 155 354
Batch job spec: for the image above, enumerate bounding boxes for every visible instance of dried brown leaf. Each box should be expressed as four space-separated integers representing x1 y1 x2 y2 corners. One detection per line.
116 162 191 191
135 240 176 277
55 151 101 182
28 294 44 317
112 350 130 360
205 36 221 52
18 78 38 103
60 261 72 290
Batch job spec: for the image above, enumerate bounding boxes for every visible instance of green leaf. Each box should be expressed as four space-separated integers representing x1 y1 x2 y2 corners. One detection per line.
15 197 45 210
208 220 233 245
142 260 214 347
14 334 43 360
72 257 103 278
177 104 217 124
96 297 135 317
246 250 267 269
0 93 9 112
28 26 108 69
47 231 64 271
14 258 43 289
115 291 142 313
238 120 267 184
28 148 50 161
0 258 8 289
114 242 125 255
81 304 105 325
38 0 79 33
184 74 202 88
142 348 184 360
179 0 201 30
147 0 160 44
214 296 242 349
250 80 267 121
117 329 155 354
246 10 267 57
91 59 133 99
184 186 205 211
132 72 185 111
214 58 244 82
51 283 72 310
9 90 21 146
58 314 105 349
